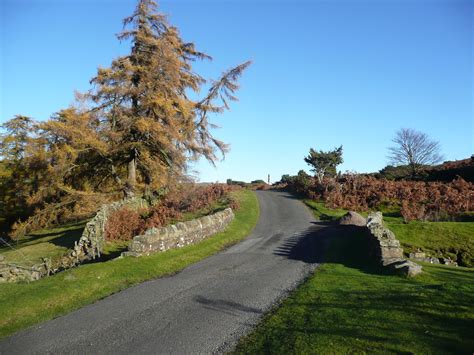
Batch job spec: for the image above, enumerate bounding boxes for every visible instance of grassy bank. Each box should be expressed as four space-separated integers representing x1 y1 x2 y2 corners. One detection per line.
235 226 474 354
0 193 238 266
303 199 473 267
0 222 86 266
387 222 473 267
0 189 259 339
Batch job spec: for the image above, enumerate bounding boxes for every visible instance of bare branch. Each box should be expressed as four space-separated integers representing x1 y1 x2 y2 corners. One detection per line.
387 128 443 176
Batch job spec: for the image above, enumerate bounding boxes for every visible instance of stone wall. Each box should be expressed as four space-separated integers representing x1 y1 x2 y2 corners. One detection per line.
365 212 422 277
408 251 457 266
0 197 149 283
123 208 234 257
0 260 50 283
56 197 149 269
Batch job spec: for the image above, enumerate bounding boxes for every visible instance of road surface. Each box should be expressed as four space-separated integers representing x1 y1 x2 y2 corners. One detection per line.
0 190 327 354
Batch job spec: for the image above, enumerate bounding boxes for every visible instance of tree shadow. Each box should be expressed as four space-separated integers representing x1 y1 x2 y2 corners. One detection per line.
245 278 474 353
0 222 86 251
193 295 263 317
310 220 333 226
42 224 86 249
278 191 307 200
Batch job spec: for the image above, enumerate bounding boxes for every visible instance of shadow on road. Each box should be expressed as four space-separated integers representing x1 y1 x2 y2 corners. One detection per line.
273 224 389 276
193 296 263 316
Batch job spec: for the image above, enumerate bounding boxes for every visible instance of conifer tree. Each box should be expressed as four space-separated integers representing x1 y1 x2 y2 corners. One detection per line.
2 0 250 237
0 116 48 225
89 0 250 197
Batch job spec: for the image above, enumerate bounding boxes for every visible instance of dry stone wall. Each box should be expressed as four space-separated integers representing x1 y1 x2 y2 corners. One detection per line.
123 208 234 257
58 197 149 267
365 212 422 277
0 260 50 283
0 197 149 283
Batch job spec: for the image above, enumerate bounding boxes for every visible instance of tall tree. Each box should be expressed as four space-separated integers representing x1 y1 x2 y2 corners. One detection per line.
0 116 47 223
387 128 443 177
3 0 250 237
304 146 343 183
3 109 124 238
89 0 251 197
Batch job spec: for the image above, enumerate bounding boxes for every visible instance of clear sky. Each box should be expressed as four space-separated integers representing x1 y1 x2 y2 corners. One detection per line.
1 0 472 183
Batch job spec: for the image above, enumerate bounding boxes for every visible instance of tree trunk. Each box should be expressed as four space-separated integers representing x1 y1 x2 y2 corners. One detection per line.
410 162 417 178
124 153 137 199
143 171 152 200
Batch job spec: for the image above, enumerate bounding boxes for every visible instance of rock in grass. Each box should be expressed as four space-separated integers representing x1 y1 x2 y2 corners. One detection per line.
388 260 423 277
338 211 367 226
409 252 440 264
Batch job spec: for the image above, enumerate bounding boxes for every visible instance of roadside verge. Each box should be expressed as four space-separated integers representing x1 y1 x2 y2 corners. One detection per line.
0 190 259 339
234 201 473 353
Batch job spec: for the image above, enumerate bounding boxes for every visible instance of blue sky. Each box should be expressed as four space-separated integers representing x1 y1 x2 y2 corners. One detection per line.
1 0 472 183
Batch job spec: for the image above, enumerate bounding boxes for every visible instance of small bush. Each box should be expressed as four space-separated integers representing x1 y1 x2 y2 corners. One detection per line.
228 196 241 211
142 184 239 229
104 207 145 241
104 183 240 237
143 202 182 229
457 250 472 267
11 194 114 240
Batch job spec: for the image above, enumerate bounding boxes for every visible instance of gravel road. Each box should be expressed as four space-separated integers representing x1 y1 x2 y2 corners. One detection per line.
0 190 326 354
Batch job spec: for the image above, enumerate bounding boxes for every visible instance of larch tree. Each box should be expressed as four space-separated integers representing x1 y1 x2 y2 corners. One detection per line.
1 110 111 238
89 0 251 197
2 0 250 237
0 116 47 223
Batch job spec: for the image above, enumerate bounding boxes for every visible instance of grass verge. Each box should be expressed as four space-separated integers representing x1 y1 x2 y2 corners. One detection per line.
0 192 239 265
303 199 347 221
0 189 259 339
303 199 473 267
234 226 474 354
386 221 473 267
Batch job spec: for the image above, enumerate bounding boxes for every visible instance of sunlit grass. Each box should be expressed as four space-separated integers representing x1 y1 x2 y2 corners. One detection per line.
303 199 473 266
0 189 259 339
235 227 474 354
0 222 86 266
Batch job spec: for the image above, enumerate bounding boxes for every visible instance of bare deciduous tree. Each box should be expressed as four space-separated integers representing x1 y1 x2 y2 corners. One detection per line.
388 128 443 177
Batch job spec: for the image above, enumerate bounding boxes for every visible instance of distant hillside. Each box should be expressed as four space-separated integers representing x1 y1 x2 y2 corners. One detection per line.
424 156 474 182
375 156 474 182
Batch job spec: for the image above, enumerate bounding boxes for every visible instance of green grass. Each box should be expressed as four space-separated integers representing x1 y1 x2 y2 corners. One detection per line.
303 200 347 221
0 189 259 339
0 193 240 265
387 221 473 267
235 226 474 354
0 221 86 266
303 199 474 267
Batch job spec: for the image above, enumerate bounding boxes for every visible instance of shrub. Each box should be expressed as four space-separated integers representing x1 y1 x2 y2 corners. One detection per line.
284 172 474 222
142 183 239 229
228 196 241 211
104 207 145 241
457 250 472 268
280 174 291 184
143 202 182 229
104 183 240 238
